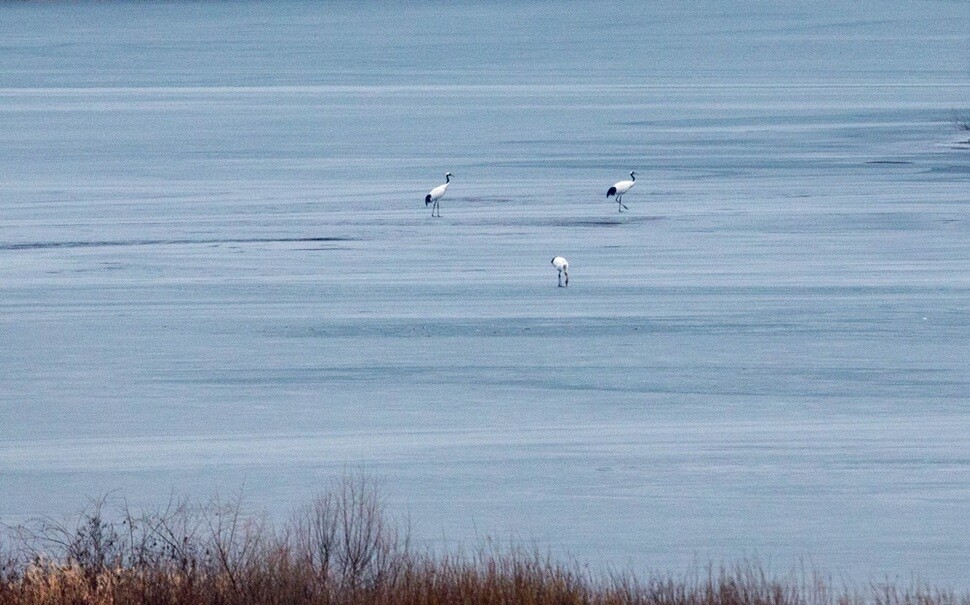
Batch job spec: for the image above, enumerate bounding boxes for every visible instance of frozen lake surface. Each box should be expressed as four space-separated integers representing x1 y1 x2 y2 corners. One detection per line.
1 0 968 588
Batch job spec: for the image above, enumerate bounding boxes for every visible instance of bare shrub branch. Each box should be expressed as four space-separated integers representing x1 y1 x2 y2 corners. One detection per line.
0 477 967 605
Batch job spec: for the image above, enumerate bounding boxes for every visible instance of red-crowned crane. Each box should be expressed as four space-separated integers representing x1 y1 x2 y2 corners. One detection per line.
425 172 452 217
607 171 636 212
551 256 569 287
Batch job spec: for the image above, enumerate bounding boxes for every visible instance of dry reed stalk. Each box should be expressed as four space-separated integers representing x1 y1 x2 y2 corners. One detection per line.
1 475 967 605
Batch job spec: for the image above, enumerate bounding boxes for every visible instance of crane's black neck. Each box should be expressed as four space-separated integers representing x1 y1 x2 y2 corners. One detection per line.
445 174 451 183
630 172 636 181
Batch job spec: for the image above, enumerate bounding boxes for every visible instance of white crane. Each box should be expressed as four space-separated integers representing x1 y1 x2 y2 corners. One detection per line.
606 171 636 212
425 172 452 217
551 256 569 287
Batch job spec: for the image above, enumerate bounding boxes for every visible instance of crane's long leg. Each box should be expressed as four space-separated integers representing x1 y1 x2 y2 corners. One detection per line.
558 271 563 287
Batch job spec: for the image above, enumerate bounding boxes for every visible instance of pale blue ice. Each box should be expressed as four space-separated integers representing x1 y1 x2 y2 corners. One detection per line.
1 0 968 588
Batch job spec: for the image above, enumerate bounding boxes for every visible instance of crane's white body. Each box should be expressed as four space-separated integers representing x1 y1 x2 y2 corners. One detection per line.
428 182 449 201
425 172 452 217
551 256 569 287
612 178 635 196
606 171 637 212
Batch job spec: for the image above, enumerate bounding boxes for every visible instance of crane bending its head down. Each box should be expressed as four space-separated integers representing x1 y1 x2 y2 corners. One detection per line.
551 256 569 287
425 172 452 217
606 171 637 212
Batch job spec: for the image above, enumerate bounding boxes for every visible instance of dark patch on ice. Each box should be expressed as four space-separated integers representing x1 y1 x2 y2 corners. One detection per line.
553 216 664 227
866 160 913 165
568 220 625 227
0 237 355 252
471 215 663 228
714 211 934 234
925 165 970 175
498 140 567 146
266 308 859 342
459 196 514 203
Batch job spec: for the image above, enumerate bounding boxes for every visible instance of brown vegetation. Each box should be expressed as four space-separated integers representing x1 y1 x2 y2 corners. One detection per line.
1 476 966 605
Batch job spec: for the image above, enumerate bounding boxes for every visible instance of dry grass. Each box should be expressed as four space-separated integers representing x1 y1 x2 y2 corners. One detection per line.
1 476 966 605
